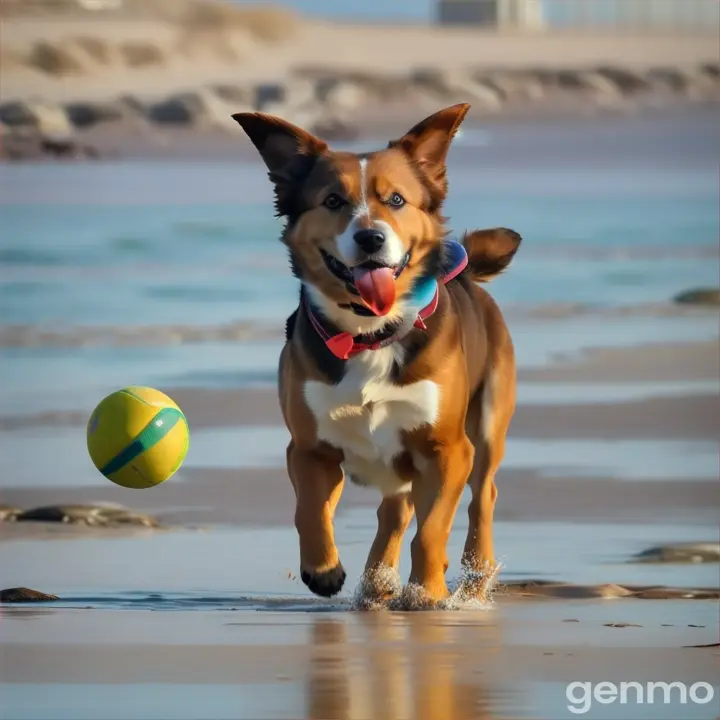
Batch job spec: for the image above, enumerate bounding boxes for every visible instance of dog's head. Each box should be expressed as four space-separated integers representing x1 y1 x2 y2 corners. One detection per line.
233 104 469 333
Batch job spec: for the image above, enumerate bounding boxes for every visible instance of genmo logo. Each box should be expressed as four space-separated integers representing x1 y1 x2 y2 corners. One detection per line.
566 681 716 714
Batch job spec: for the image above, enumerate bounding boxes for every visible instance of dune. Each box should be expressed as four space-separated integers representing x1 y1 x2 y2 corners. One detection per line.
1 0 718 160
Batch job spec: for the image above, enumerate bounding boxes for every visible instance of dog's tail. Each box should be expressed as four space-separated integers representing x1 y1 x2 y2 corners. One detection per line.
461 228 522 283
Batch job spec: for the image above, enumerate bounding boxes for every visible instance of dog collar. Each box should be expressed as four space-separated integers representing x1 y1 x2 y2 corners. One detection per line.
306 240 468 361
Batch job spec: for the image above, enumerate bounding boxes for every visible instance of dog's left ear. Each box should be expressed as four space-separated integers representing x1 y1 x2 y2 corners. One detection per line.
232 112 327 182
389 103 470 204
462 228 522 283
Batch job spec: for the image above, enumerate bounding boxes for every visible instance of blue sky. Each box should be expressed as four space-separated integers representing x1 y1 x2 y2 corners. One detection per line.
234 0 435 21
232 0 716 27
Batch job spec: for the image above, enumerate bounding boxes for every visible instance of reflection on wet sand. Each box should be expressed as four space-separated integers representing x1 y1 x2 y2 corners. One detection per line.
306 614 506 720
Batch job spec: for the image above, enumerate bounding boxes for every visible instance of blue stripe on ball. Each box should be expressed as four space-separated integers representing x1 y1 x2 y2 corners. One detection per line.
99 407 184 477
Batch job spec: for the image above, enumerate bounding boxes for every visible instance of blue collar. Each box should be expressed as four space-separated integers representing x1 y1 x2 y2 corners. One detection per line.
406 238 469 308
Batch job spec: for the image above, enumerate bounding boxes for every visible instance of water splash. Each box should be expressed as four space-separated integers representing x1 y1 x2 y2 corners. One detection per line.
352 564 403 611
352 561 502 611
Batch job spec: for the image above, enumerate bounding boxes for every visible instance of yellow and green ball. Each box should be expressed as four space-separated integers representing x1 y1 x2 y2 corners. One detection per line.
87 387 190 489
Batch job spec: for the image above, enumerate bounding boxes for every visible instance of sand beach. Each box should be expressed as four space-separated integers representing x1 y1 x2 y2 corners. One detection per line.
1 3 719 718
1 0 719 160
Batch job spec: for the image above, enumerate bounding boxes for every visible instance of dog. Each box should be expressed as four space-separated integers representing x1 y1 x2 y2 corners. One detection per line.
233 103 521 604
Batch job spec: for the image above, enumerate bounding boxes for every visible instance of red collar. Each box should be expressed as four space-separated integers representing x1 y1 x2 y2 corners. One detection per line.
305 289 439 361
305 240 468 361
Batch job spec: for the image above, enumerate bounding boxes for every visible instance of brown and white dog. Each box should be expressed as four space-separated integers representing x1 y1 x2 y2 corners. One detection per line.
233 103 521 604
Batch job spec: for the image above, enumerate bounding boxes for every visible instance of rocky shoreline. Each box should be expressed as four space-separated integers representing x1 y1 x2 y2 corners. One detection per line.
2 62 719 161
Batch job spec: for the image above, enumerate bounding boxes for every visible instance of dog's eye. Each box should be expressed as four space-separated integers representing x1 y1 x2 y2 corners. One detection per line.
323 193 345 211
387 193 406 208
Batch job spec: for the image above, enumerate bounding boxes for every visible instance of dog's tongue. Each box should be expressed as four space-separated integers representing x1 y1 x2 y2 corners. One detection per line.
352 266 396 316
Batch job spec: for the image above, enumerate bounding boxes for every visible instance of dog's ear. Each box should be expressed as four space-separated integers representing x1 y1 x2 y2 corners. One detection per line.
232 112 327 182
462 228 522 282
389 103 470 205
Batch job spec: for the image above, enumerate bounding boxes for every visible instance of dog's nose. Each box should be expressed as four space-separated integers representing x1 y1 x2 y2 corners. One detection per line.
353 228 385 254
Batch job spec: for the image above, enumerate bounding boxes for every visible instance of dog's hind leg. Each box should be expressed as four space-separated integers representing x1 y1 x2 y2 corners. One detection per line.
462 350 516 573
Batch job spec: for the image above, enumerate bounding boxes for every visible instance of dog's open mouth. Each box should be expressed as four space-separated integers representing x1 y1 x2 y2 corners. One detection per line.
321 249 410 317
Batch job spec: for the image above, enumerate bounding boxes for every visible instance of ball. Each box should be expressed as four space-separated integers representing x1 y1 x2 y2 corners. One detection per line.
87 386 190 489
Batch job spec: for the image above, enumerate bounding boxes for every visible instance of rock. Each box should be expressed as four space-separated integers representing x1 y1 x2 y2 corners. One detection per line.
1 100 75 142
634 587 720 600
578 71 625 101
298 69 408 104
258 101 317 130
310 116 359 142
699 62 720 81
409 67 450 95
593 66 649 94
1 587 59 603
322 81 368 113
0 505 22 521
546 69 594 91
459 78 504 109
30 101 75 141
117 94 147 115
195 88 253 130
603 622 642 628
254 78 316 117
673 288 720 306
686 65 720 98
63 100 126 129
645 68 690 93
254 82 286 111
146 89 250 130
146 95 196 125
16 504 160 528
476 71 545 101
0 101 37 128
1 126 98 161
0 127 44 160
632 543 720 564
412 68 503 108
211 83 251 105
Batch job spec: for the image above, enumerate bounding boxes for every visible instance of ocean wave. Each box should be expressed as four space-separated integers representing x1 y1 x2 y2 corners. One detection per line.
0 248 66 266
0 302 714 349
144 286 254 302
0 320 282 348
173 221 239 240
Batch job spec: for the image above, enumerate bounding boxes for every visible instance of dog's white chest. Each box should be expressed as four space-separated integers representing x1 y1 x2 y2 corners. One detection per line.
304 347 439 494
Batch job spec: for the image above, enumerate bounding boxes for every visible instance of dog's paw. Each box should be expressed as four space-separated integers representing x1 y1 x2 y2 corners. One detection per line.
388 582 445 611
301 563 347 597
353 564 402 610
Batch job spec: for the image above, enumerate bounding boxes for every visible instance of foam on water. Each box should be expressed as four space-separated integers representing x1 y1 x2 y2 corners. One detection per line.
353 561 501 611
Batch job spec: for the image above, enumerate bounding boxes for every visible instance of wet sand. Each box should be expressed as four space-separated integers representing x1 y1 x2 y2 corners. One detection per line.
1 329 719 718
2 607 718 720
1 335 718 525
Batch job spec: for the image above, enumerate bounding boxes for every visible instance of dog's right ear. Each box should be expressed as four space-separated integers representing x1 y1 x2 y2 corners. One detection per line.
232 112 328 181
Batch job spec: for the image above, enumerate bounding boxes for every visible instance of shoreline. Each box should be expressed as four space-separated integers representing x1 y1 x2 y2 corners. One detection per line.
1 337 717 532
3 93 719 163
1 302 718 349
1 4 718 161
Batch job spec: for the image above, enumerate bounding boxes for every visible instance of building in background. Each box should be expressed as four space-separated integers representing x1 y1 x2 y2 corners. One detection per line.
437 0 544 29
437 0 718 30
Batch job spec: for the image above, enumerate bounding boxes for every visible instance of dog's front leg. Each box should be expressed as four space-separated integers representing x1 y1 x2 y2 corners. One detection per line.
366 494 415 573
409 437 474 603
287 442 346 597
